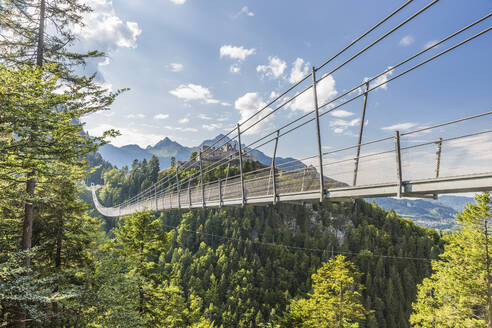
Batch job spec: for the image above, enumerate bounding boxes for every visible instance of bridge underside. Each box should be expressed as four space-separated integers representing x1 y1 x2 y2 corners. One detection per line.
92 173 492 217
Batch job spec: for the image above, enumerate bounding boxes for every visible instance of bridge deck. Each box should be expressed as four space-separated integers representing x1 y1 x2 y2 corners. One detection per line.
92 172 492 217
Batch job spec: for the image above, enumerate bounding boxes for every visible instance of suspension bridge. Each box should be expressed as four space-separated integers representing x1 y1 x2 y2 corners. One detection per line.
92 0 492 217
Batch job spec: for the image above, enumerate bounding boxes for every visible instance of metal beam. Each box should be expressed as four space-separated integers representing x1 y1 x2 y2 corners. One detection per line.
312 67 325 202
271 130 279 204
199 150 205 208
175 167 181 210
394 131 403 198
353 82 369 186
237 123 246 206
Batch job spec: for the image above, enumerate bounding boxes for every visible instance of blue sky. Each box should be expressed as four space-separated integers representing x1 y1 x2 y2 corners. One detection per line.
81 0 492 165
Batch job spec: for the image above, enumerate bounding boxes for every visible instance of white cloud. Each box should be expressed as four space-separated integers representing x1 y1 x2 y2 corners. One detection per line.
424 40 439 49
168 63 184 72
230 64 241 74
221 102 231 107
198 114 212 120
399 35 414 47
170 0 186 4
270 91 279 100
179 117 190 124
127 113 145 119
288 57 310 84
234 92 273 134
220 45 256 61
98 57 110 66
86 123 166 148
330 110 354 118
203 123 223 131
257 56 287 79
169 84 219 104
330 118 360 127
367 67 394 90
154 114 169 120
164 126 198 132
77 0 142 50
329 118 360 134
381 122 418 131
235 6 254 18
288 74 337 112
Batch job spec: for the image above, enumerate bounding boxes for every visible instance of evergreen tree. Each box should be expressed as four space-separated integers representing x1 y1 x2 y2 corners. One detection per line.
283 255 366 328
410 193 492 327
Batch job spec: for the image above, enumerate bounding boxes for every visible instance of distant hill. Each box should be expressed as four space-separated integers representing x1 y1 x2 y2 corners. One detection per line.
368 195 474 230
99 134 304 170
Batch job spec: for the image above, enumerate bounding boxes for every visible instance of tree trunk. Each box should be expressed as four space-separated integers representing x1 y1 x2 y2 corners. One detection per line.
51 212 63 327
18 0 45 326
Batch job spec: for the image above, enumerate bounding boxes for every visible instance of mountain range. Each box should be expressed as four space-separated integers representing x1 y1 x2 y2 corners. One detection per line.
368 195 474 230
99 134 302 170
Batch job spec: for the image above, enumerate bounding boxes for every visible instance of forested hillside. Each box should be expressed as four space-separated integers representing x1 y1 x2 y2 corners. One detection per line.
92 157 444 327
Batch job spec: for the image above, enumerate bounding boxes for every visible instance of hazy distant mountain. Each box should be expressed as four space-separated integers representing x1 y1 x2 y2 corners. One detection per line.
99 134 304 170
368 195 474 230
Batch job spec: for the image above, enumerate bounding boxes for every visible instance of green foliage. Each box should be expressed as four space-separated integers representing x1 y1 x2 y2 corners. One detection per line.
283 255 366 327
410 192 492 327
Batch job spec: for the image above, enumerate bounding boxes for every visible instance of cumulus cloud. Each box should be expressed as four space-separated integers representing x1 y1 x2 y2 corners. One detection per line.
257 56 287 79
424 40 439 49
381 122 418 131
154 114 170 120
234 92 273 134
170 0 186 4
399 35 414 46
220 45 256 61
330 110 354 118
168 63 184 72
234 6 254 18
127 113 145 119
288 74 337 112
198 114 212 120
98 57 110 66
164 126 198 132
203 123 223 131
179 117 190 124
86 123 166 148
169 84 220 104
288 57 310 84
329 118 360 134
366 67 394 90
230 64 241 74
76 0 142 51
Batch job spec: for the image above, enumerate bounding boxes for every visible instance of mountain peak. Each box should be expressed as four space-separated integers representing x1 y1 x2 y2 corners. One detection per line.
152 137 177 149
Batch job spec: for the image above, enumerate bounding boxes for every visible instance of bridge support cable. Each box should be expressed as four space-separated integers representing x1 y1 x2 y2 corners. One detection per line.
394 131 403 198
218 178 223 207
175 167 181 210
312 66 325 202
271 130 280 204
199 150 205 208
237 123 246 206
432 138 443 200
353 82 370 187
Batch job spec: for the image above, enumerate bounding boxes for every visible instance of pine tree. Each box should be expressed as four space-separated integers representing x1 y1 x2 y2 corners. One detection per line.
283 255 367 328
410 192 492 327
